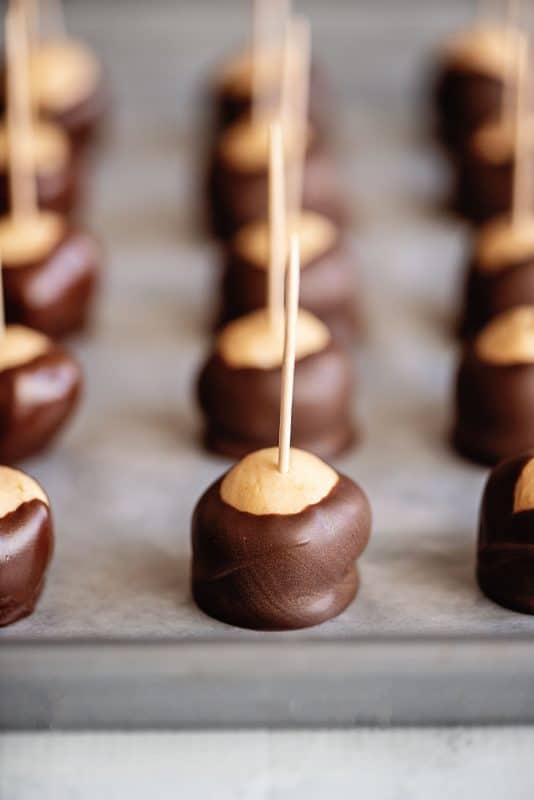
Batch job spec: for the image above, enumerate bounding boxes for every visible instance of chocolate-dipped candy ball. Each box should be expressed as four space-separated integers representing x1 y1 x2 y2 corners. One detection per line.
192 447 372 630
0 120 84 217
211 46 328 133
0 210 101 337
198 308 355 459
206 115 347 239
0 465 53 626
433 25 517 153
30 39 107 149
453 306 534 464
0 324 81 462
477 451 534 614
459 215 534 337
0 38 107 150
218 211 360 342
453 119 520 224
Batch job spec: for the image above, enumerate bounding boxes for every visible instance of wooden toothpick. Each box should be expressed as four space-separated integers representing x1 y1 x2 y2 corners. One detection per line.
512 35 529 228
280 18 293 128
281 17 311 221
277 233 300 475
25 0 40 47
6 0 38 221
501 0 520 123
251 0 269 122
273 0 292 33
251 0 292 122
271 0 292 113
268 121 286 328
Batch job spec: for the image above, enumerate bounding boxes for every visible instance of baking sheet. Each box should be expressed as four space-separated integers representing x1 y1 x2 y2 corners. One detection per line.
1 0 534 728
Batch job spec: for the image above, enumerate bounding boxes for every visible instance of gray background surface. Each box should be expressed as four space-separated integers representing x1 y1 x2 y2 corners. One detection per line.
2 728 534 800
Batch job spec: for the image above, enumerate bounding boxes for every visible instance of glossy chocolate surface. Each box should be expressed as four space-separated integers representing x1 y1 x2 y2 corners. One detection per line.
197 341 356 460
453 343 534 464
0 343 82 463
0 498 53 626
192 473 372 630
459 253 534 338
433 66 504 153
3 227 101 337
477 452 534 614
206 139 347 240
218 235 360 342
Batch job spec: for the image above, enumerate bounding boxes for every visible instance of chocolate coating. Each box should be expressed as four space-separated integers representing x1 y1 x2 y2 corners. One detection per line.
206 139 347 240
453 342 534 464
3 227 101 337
459 252 534 338
0 498 53 626
50 79 109 151
433 66 504 153
0 152 86 218
0 70 108 152
218 235 360 342
452 147 512 224
477 451 534 614
0 343 82 463
197 341 356 460
211 60 330 134
192 473 372 630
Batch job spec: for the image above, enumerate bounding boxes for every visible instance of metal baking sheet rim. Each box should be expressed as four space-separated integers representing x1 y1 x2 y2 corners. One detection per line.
2 635 534 729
